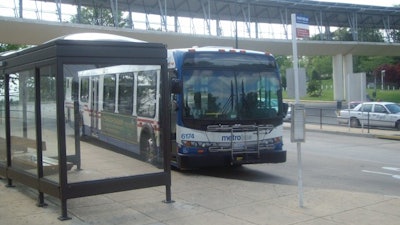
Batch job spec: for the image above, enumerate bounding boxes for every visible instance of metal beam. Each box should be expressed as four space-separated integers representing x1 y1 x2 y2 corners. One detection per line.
347 12 358 41
55 0 62 22
200 0 211 35
109 0 118 27
239 3 251 38
157 0 167 31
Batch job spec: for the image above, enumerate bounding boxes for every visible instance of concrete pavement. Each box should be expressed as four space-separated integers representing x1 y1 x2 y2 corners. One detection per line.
1 124 399 225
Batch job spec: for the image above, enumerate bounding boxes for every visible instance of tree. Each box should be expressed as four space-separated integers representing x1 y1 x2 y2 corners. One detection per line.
390 30 400 43
307 70 322 97
374 64 400 89
1 44 28 91
358 28 384 42
356 56 396 73
306 56 332 79
329 27 385 42
275 56 292 89
332 28 353 41
0 44 27 53
70 6 127 27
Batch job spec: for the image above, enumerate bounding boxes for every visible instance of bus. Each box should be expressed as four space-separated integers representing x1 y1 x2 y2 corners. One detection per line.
168 47 287 169
65 64 164 165
68 46 287 169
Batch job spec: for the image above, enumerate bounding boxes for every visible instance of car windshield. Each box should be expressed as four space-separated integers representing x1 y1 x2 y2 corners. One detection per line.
386 104 400 114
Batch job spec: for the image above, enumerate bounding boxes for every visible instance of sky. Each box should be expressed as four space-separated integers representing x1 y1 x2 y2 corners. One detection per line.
315 0 398 7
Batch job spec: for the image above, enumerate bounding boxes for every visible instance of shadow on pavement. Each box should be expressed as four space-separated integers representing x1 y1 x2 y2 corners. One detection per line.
181 165 296 185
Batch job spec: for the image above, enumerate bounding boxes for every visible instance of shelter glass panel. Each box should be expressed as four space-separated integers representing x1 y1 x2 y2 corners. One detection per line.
40 65 61 178
64 64 162 184
9 70 37 175
0 74 5 165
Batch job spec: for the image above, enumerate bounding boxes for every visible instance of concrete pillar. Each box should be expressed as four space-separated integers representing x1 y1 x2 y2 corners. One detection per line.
332 54 344 101
343 54 353 100
332 54 354 102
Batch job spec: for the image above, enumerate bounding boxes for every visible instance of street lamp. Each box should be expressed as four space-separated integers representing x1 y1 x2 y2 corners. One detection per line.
381 70 385 90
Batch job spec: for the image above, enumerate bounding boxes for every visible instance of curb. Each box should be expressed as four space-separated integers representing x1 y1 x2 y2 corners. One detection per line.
375 135 400 140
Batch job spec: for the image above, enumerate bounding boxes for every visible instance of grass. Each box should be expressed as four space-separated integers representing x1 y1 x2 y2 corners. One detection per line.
283 79 400 103
367 89 400 103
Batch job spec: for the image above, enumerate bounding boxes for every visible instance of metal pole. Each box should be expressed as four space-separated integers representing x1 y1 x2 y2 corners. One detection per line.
291 13 303 208
297 142 303 207
374 74 377 100
319 109 322 129
292 14 300 104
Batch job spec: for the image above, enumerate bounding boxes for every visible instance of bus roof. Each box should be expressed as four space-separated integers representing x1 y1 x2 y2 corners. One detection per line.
167 46 275 69
169 46 272 55
45 33 146 44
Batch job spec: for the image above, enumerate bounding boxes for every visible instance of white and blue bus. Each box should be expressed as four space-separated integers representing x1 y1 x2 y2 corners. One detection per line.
168 47 287 169
65 64 164 165
67 47 287 169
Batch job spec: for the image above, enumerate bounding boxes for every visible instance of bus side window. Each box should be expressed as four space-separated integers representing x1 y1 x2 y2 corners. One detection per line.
80 77 89 103
137 70 157 118
103 74 116 112
118 73 134 115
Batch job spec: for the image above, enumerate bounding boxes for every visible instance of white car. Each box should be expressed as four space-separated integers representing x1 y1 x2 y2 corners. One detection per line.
283 104 291 122
337 102 400 130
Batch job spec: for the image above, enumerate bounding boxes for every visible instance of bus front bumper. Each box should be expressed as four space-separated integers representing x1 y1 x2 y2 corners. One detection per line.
177 150 286 169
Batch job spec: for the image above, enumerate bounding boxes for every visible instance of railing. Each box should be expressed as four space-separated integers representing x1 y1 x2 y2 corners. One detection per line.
303 106 339 129
288 106 399 134
0 2 287 39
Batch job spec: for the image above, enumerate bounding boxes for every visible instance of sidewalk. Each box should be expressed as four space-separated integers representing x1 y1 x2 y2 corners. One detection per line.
1 124 399 225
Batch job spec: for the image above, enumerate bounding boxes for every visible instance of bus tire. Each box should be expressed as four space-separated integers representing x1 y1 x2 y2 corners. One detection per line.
140 132 156 164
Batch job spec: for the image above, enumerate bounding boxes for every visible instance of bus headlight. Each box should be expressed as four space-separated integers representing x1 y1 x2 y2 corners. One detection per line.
181 140 213 148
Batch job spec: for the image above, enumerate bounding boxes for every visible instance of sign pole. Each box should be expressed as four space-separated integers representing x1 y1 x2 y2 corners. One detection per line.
291 13 300 104
291 13 308 208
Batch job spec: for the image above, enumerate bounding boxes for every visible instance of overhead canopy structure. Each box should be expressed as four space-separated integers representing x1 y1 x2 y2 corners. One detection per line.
37 0 400 28
1 17 400 57
2 0 400 53
7 0 400 41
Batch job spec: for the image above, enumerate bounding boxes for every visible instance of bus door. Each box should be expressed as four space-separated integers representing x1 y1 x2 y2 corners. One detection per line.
90 77 100 136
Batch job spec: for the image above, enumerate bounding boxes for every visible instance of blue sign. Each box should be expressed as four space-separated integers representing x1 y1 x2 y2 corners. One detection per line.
296 15 309 25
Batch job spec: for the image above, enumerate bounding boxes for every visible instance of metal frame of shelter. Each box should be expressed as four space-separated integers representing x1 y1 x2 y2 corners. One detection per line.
0 35 172 220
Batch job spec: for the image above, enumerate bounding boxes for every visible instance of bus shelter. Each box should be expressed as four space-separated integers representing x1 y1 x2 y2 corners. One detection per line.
0 33 172 220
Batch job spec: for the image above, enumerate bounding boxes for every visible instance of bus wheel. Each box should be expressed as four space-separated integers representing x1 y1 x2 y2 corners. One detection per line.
140 132 156 163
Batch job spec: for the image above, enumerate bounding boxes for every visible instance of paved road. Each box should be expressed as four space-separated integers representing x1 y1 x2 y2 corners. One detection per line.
189 128 400 197
1 126 400 225
284 129 400 196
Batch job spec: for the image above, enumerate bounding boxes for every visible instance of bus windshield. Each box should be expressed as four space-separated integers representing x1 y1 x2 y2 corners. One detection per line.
182 67 281 121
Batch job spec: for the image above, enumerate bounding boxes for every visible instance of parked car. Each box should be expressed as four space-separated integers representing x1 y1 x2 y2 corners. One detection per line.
348 101 362 109
283 104 291 122
337 102 400 130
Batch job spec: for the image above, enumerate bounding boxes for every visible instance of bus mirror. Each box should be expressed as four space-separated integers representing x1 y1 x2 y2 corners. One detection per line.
170 78 182 94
